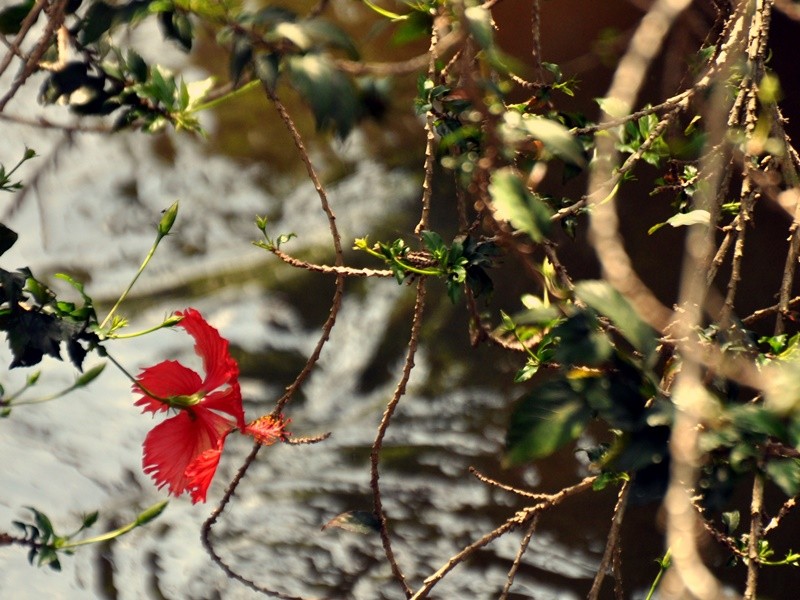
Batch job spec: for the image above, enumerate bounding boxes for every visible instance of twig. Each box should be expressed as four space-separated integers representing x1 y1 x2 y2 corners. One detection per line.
744 472 765 600
414 24 440 235
268 248 393 278
587 478 631 600
370 278 427 598
0 0 69 112
498 514 540 600
409 476 596 599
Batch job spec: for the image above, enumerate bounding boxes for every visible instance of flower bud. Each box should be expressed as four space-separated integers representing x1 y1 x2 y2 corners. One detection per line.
158 201 179 236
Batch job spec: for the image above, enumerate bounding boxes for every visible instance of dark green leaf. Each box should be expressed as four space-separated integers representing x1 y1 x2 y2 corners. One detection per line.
574 280 658 362
77 1 117 45
0 0 35 36
392 10 432 45
552 311 613 367
0 224 18 256
82 511 99 529
230 35 253 85
158 10 193 51
505 379 593 465
254 53 280 93
729 405 787 439
287 54 358 137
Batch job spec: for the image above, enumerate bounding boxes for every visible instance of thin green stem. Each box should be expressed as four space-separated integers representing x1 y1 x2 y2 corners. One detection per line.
99 234 165 330
104 351 169 403
105 317 181 339
645 548 671 600
59 501 168 549
189 80 259 113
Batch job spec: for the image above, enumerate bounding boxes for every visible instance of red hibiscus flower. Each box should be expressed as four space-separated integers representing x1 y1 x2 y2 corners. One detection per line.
134 308 245 504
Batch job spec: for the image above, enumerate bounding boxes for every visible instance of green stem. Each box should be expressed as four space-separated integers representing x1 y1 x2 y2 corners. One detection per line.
644 548 671 600
105 318 181 339
513 329 538 360
104 351 169 403
58 501 169 550
391 257 440 277
99 233 165 331
189 80 259 113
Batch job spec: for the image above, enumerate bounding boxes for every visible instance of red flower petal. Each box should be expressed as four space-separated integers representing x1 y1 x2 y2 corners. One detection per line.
201 386 246 430
176 308 238 393
133 360 203 414
142 409 235 499
184 448 223 504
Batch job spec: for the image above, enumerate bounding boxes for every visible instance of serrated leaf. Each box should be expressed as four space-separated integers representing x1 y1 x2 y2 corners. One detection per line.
321 510 381 534
505 379 593 465
489 168 552 242
77 1 117 45
574 280 658 361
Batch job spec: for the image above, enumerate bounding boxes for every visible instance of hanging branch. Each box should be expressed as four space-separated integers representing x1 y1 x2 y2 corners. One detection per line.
587 478 632 600
369 278 427 598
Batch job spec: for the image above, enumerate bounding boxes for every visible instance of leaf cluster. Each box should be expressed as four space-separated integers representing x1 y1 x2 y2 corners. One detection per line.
355 231 498 303
0 226 98 370
12 507 98 571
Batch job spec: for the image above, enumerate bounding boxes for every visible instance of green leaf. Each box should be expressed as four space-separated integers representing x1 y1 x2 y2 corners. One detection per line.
254 53 280 93
489 168 552 242
0 0 35 36
513 114 586 167
321 510 381 534
650 210 711 234
766 459 800 498
158 10 193 51
552 311 613 367
574 280 658 361
78 1 117 45
287 54 358 137
721 510 740 534
505 379 593 465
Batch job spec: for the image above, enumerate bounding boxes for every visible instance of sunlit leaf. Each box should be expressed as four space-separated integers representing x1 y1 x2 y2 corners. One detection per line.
520 115 586 167
489 168 552 242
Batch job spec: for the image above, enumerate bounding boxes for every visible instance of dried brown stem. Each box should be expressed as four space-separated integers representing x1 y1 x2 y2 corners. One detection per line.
587 478 632 600
370 278 427 598
409 476 596 599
